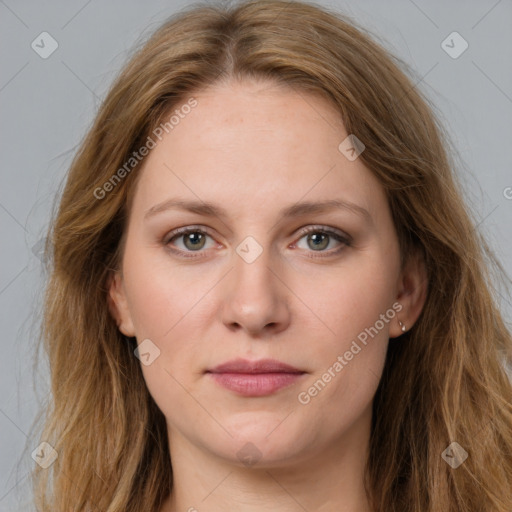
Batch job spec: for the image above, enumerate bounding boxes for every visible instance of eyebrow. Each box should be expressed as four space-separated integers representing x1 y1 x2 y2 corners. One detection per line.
144 197 372 224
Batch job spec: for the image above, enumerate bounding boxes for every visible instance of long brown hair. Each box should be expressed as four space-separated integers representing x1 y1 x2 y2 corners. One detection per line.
30 1 512 510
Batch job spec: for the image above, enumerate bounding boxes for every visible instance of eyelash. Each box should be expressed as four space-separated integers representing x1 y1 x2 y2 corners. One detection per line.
163 225 351 260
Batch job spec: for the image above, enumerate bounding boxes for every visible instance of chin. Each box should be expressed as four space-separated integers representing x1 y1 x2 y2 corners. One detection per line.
201 413 315 468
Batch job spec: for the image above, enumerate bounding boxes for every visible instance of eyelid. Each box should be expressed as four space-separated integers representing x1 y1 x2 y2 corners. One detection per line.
163 224 216 243
293 225 352 244
164 224 350 243
164 224 351 257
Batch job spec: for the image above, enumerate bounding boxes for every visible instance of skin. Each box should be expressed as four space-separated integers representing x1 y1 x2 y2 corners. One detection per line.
108 79 427 512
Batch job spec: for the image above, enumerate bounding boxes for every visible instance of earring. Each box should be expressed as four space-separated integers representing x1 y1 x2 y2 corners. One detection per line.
398 320 406 333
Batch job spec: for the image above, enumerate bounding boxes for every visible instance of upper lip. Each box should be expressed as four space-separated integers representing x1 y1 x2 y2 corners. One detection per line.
207 358 304 374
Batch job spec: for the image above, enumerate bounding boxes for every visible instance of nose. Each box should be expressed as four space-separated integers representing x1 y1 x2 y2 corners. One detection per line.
220 245 291 337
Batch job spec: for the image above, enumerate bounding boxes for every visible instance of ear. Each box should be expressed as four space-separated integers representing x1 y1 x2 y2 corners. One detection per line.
107 271 136 337
389 247 428 338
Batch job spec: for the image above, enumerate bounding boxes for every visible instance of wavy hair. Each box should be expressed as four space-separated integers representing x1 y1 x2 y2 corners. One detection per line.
30 1 512 510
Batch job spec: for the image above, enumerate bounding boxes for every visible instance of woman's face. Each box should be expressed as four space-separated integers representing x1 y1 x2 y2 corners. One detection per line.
109 79 423 468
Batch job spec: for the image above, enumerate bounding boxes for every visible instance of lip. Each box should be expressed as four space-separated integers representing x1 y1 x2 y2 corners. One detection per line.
208 358 303 374
206 358 306 397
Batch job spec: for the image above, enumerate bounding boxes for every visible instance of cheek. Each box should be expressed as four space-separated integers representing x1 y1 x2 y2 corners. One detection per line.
125 256 210 422
295 258 396 347
296 283 390 424
122 244 215 339
122 247 217 396
294 257 395 399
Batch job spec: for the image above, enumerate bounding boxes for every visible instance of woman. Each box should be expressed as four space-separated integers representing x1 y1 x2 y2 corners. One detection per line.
31 1 512 510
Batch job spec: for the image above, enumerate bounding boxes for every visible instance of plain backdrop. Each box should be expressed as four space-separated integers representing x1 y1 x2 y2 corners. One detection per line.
1 1 511 510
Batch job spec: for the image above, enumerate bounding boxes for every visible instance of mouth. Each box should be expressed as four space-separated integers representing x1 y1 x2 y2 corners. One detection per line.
205 358 306 397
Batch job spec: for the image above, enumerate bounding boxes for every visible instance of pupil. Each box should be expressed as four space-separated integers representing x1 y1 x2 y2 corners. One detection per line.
186 232 204 249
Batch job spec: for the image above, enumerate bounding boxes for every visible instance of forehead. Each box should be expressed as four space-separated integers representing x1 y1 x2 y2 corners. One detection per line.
129 80 386 221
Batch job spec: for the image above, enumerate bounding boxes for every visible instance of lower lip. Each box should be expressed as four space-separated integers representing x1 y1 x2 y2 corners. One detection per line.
207 372 305 396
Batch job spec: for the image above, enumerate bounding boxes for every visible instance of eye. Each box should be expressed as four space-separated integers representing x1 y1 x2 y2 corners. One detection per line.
164 226 216 257
293 226 351 257
164 225 351 259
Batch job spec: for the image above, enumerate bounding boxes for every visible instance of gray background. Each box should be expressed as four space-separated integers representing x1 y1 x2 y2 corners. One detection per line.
1 0 511 510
